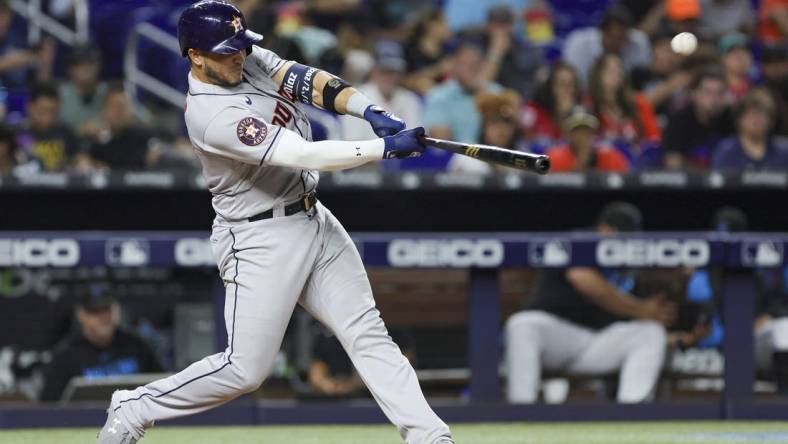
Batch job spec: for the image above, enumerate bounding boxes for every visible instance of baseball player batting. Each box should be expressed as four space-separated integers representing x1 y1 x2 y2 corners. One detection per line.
97 1 453 443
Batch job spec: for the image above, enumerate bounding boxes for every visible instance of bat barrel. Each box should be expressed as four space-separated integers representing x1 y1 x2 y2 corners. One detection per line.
533 155 551 175
421 136 551 174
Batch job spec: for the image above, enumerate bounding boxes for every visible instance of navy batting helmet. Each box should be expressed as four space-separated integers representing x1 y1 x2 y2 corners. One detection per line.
177 0 263 58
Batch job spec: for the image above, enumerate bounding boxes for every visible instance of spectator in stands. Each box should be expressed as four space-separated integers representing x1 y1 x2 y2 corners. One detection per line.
521 62 581 144
719 33 756 104
341 41 423 141
39 285 162 402
478 89 523 151
423 40 501 144
505 202 675 403
697 0 755 41
759 0 788 43
247 2 307 64
630 32 694 118
448 89 523 173
58 45 108 139
586 53 661 148
546 108 629 172
662 0 703 36
362 0 437 32
662 67 734 169
712 88 788 170
650 0 719 62
403 9 452 95
620 0 668 37
0 1 55 91
547 0 617 37
0 122 16 175
478 5 545 100
761 45 788 136
563 5 651 87
15 82 84 172
442 0 531 33
87 83 161 170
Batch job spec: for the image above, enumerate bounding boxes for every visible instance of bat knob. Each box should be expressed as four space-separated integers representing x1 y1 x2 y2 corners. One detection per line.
534 156 551 174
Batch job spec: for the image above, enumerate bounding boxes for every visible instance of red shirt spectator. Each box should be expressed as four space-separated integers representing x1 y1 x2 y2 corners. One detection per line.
546 108 629 172
597 92 661 143
758 0 788 43
521 62 581 143
587 53 661 148
521 101 561 141
547 144 629 172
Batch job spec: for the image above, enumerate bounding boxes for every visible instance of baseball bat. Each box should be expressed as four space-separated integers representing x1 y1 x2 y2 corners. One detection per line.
419 136 551 174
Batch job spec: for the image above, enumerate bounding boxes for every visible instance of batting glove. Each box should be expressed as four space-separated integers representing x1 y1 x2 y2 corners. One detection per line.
383 127 426 159
364 105 405 137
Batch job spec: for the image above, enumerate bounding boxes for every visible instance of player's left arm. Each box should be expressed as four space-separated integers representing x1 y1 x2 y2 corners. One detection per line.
271 60 405 137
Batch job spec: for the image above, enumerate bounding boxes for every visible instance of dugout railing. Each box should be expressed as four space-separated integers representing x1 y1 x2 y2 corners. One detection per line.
0 231 786 427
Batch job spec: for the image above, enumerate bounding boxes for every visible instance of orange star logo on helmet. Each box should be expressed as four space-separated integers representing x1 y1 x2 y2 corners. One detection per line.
230 16 242 33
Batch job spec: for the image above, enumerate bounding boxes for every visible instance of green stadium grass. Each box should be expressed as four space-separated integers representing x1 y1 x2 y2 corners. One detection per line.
3 422 788 443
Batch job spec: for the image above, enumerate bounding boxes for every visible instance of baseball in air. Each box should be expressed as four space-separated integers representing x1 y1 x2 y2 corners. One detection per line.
670 32 697 55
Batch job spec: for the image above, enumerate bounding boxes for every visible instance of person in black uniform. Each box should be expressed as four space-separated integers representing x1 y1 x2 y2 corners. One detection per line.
39 285 162 402
307 325 364 397
505 202 676 403
307 323 416 397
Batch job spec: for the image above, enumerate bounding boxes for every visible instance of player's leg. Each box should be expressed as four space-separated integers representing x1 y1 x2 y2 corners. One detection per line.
105 217 320 440
756 317 788 394
504 310 594 403
298 204 452 444
755 319 775 372
567 320 666 403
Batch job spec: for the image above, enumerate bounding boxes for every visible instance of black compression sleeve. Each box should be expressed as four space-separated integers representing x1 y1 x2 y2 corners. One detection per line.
321 76 351 113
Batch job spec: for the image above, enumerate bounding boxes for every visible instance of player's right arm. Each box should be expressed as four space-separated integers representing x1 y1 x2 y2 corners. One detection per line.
565 267 677 325
199 107 425 171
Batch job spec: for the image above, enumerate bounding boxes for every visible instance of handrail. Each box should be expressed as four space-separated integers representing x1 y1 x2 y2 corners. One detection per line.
124 22 186 110
8 0 89 46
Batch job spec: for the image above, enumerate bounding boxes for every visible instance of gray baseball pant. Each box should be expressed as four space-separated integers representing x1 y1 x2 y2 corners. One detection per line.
505 310 666 403
111 203 452 444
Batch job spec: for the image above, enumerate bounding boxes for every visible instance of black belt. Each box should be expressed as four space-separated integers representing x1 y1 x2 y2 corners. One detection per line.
248 193 317 222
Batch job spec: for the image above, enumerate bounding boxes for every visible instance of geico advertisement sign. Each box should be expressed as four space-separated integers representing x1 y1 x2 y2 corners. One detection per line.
596 239 709 267
174 238 214 267
387 239 504 267
0 239 80 267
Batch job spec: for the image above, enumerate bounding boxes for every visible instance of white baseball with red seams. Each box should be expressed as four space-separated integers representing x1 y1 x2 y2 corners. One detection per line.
670 32 698 56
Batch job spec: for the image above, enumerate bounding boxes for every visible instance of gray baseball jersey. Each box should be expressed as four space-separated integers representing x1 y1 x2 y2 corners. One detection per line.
185 46 318 222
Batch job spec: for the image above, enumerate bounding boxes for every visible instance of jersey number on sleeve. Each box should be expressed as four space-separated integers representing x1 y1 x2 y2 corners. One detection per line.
271 101 293 127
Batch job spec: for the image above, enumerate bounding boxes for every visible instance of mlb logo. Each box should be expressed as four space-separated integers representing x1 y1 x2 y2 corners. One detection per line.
529 240 571 267
741 241 784 267
106 239 150 267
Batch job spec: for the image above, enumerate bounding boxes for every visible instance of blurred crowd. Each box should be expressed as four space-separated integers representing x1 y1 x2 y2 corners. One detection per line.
0 0 786 176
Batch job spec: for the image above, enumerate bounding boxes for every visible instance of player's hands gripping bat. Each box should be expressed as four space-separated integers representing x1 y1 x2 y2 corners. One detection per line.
382 127 426 159
364 105 406 137
419 136 550 174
